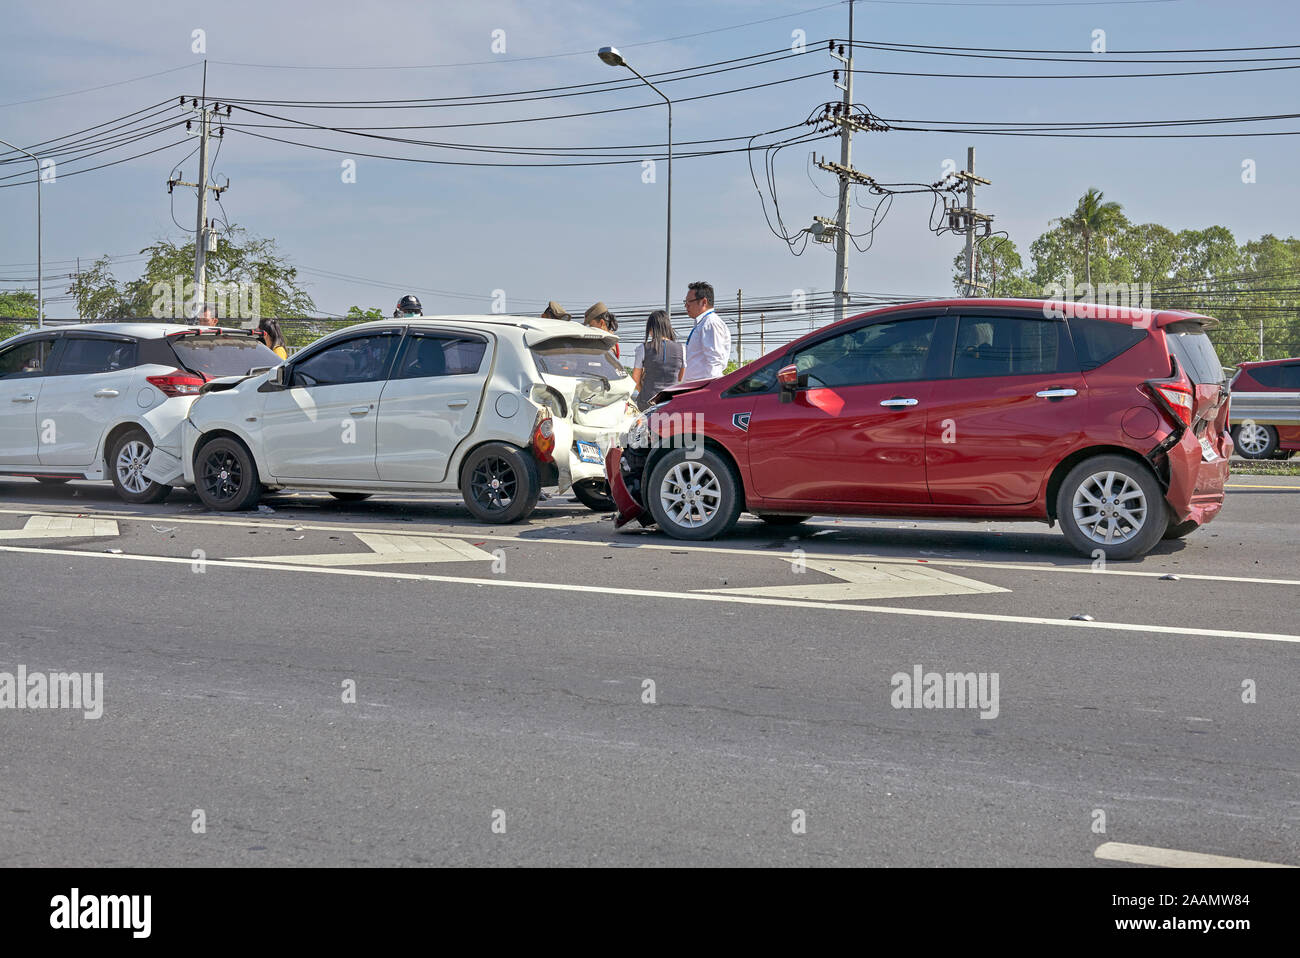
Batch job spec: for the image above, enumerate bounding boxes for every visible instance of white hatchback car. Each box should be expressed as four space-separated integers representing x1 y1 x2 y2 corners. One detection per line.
175 316 638 521
0 323 279 503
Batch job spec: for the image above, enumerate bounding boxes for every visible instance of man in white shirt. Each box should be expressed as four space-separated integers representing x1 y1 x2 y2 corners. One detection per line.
682 281 730 380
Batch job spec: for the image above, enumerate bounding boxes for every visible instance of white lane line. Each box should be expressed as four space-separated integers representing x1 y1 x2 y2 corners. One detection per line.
1095 841 1296 868
0 515 119 540
0 506 1294 588
3 543 1300 644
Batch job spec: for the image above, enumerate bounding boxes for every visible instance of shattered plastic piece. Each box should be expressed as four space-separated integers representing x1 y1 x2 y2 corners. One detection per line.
1159 573 1180 581
105 548 123 554
1069 614 1095 621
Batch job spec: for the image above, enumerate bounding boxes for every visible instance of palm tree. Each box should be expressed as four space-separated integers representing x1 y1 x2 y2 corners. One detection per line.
1064 188 1124 294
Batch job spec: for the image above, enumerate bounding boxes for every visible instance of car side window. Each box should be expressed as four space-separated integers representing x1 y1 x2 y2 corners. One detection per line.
951 316 1061 378
291 334 399 387
1251 364 1300 389
53 337 139 376
792 318 935 388
0 338 54 379
393 333 487 380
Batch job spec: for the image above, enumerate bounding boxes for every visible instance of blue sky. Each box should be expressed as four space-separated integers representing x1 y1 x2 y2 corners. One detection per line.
1 0 1297 347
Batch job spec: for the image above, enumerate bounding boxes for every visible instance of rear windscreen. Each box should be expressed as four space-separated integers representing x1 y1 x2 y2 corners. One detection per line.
170 335 282 379
1165 322 1225 385
531 338 626 380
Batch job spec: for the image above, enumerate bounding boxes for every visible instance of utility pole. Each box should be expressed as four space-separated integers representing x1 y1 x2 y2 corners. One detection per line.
760 312 766 356
168 65 229 320
736 288 743 363
832 1 854 323
950 147 992 297
0 134 42 326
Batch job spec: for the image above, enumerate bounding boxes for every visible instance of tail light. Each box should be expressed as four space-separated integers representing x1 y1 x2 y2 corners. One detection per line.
147 370 206 397
1149 379 1194 428
532 415 556 463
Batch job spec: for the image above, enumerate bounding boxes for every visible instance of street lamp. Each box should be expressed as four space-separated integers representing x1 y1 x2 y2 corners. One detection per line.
598 46 671 321
0 134 43 327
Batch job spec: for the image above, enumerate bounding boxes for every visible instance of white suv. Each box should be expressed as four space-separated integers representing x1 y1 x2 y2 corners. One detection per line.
0 323 279 503
177 316 638 522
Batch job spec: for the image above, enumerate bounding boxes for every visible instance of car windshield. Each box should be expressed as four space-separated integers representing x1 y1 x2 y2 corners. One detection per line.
531 338 626 380
170 334 281 379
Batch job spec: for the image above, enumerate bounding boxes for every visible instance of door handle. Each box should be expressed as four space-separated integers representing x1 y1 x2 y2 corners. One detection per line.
94 389 120 398
1035 388 1078 399
11 395 36 403
349 405 372 416
447 399 469 408
879 398 919 407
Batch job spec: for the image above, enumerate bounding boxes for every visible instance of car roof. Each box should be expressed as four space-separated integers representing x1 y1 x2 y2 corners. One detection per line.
18 321 227 339
1237 356 1300 369
844 298 1217 329
326 315 617 346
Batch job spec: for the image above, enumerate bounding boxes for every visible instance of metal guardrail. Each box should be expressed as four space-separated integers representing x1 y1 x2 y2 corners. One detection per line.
1229 391 1300 425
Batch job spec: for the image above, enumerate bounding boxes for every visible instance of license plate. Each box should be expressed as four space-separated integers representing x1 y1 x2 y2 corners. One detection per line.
576 441 603 464
1199 436 1219 462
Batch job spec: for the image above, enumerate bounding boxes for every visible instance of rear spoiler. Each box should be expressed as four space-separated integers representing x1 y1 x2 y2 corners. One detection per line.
523 329 618 350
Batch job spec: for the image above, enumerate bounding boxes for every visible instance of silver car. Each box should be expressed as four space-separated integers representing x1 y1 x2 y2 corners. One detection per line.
173 316 638 522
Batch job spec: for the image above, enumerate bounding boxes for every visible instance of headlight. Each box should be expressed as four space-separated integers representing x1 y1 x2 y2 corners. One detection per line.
622 415 650 449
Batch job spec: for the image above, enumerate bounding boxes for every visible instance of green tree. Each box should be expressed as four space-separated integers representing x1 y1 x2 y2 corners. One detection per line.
345 306 385 321
951 236 1036 297
70 226 315 321
0 290 38 341
1061 188 1126 291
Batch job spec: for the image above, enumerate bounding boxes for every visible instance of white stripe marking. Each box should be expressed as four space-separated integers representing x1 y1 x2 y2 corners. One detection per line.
3 543 1299 644
0 506 1294 587
1095 841 1296 868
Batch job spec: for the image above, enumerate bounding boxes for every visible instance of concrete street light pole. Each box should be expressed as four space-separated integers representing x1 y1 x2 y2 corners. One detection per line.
0 134 43 327
598 47 672 321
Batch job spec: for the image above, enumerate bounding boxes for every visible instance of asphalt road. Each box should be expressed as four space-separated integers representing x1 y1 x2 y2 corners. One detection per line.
0 476 1297 867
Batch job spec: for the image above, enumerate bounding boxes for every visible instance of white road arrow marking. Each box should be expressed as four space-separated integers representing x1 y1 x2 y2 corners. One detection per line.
233 533 495 567
0 515 119 540
701 558 1008 601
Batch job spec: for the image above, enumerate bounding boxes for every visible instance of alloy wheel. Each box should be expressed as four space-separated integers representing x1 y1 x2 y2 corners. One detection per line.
659 460 722 529
1071 469 1148 545
470 456 518 511
115 440 152 494
1237 422 1270 456
201 449 243 503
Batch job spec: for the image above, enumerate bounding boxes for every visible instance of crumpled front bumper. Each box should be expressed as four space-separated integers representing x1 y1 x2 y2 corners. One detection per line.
605 445 651 528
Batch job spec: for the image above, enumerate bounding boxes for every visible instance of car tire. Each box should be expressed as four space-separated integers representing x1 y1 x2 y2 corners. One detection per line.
194 436 262 511
572 479 616 512
758 514 809 526
329 492 372 502
1231 423 1278 459
1056 454 1167 560
108 428 172 504
34 477 71 485
460 443 540 524
645 448 743 541
1162 517 1201 540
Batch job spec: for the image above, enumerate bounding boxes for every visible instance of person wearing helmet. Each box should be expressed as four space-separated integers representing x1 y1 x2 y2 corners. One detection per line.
395 295 423 318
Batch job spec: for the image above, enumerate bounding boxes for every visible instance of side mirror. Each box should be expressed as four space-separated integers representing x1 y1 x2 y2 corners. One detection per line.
258 364 289 392
777 363 807 404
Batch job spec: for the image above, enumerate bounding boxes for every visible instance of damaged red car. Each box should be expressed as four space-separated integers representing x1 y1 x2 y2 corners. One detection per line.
605 299 1231 559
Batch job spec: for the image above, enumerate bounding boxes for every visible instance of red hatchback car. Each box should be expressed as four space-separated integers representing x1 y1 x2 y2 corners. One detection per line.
1229 357 1300 459
606 299 1231 559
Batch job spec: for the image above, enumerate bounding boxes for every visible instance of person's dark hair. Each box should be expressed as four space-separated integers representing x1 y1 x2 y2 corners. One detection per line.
604 310 618 333
258 318 286 350
644 309 675 352
687 281 714 308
